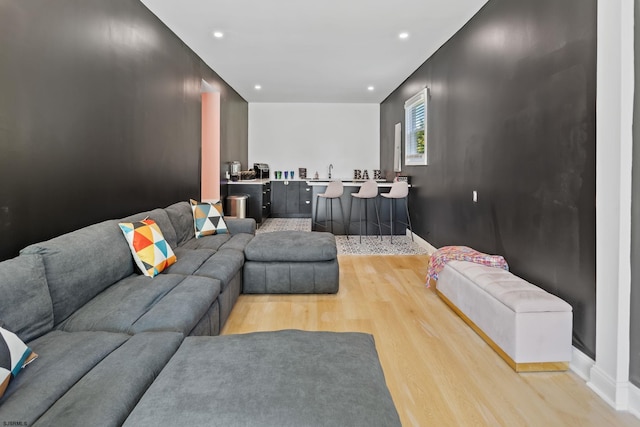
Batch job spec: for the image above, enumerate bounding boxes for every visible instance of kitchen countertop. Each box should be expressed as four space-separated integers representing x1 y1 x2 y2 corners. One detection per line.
228 178 314 185
227 178 409 188
227 178 271 185
306 180 407 188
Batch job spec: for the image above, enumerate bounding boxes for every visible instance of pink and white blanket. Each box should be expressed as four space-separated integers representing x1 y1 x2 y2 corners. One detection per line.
426 246 508 286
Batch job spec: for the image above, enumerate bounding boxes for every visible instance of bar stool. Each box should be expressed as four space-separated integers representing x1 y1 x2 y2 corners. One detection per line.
380 180 413 243
313 180 345 234
347 180 382 243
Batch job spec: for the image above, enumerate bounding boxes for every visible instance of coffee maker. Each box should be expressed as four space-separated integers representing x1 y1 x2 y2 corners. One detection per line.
229 161 241 182
253 163 270 179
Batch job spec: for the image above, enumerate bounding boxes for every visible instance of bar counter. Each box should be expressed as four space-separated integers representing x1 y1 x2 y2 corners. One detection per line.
307 180 410 236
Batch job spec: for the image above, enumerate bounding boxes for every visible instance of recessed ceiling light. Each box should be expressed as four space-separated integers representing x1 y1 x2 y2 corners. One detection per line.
367 86 375 91
212 31 224 38
399 32 409 39
254 84 262 90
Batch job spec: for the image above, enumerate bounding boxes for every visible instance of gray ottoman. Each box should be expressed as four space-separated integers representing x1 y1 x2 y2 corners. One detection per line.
243 231 339 293
123 330 401 427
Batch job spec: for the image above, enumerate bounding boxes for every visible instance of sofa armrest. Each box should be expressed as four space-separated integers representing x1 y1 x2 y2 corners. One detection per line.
225 218 256 235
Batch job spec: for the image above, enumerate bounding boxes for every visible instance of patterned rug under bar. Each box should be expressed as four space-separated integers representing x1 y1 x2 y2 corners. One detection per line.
256 218 429 255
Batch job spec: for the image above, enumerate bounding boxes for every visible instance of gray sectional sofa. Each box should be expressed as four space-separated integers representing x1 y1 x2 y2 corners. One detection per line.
0 201 255 424
0 201 400 426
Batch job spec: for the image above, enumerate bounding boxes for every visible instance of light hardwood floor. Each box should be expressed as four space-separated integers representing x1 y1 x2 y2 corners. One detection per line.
222 255 640 426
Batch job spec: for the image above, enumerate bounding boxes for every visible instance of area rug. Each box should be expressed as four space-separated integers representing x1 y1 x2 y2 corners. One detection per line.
257 218 311 233
257 218 429 255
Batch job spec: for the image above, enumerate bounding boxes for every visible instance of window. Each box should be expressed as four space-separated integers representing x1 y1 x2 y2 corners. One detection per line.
404 88 428 165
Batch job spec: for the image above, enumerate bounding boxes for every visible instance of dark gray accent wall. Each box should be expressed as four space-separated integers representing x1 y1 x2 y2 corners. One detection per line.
381 0 597 357
0 0 248 261
630 0 640 388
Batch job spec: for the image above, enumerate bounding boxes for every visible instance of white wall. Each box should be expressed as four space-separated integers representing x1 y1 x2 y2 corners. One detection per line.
248 103 380 180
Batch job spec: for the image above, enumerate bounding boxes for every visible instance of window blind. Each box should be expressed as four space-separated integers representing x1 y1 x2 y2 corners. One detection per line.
404 88 428 165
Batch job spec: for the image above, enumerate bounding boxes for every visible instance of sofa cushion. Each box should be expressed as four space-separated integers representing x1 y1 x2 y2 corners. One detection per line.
163 248 215 275
164 201 194 247
119 219 177 277
20 220 134 325
128 275 220 336
218 233 254 252
192 249 245 291
57 274 221 336
0 331 182 426
180 233 230 251
120 208 178 249
190 199 228 237
0 330 129 423
33 332 183 427
0 254 53 342
0 327 38 399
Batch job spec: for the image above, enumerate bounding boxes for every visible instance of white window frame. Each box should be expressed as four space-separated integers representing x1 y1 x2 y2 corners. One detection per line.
404 88 428 166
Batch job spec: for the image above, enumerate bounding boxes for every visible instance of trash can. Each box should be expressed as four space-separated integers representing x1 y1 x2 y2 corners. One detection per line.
226 194 248 218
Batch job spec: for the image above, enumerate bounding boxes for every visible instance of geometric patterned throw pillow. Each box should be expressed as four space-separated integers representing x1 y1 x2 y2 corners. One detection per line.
190 199 229 238
0 326 38 399
118 219 177 277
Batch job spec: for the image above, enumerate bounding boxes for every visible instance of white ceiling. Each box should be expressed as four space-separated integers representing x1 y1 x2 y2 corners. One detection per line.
140 0 487 103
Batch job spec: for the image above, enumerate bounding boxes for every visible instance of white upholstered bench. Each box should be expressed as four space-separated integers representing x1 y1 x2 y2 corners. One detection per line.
436 260 572 372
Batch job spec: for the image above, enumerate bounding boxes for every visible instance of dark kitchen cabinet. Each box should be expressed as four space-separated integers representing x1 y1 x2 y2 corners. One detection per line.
227 181 271 224
299 182 312 214
271 180 312 217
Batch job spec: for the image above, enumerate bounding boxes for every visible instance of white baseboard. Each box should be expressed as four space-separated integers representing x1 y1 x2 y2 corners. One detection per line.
587 363 635 412
629 382 640 418
566 342 640 418
570 346 594 381
409 231 438 254
588 365 621 408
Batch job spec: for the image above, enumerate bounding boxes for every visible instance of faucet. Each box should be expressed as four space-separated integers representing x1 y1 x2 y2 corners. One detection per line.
328 164 333 179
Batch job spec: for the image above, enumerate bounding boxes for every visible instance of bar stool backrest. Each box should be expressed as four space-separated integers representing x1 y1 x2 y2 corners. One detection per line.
387 181 409 198
356 180 379 198
321 180 344 198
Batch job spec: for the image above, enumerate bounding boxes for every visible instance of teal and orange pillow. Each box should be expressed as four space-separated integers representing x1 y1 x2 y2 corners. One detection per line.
0 326 38 399
119 219 177 277
190 199 228 238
